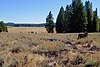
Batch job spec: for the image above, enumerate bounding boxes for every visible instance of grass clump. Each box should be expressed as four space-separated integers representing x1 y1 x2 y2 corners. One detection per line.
84 60 100 67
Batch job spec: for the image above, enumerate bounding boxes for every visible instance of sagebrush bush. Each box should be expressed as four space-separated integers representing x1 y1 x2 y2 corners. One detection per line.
84 60 99 67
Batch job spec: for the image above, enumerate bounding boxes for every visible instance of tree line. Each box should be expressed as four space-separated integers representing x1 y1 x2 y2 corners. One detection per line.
45 0 100 33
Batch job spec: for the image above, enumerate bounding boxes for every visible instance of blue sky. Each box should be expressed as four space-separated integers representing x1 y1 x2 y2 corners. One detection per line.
0 0 99 24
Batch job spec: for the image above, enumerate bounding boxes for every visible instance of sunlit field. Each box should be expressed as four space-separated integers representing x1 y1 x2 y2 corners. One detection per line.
8 27 47 33
0 27 99 67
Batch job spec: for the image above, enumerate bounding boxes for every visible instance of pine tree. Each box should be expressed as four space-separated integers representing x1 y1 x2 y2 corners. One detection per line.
0 21 8 32
0 26 2 32
55 0 99 33
85 1 93 32
71 0 87 32
64 5 72 32
93 8 99 32
56 7 65 33
99 18 100 32
45 11 54 33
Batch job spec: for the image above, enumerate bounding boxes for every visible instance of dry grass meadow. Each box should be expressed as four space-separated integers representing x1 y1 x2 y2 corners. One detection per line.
0 27 100 67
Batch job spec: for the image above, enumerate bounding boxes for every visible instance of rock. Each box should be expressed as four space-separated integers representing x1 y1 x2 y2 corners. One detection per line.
46 61 56 67
11 47 21 53
88 46 100 51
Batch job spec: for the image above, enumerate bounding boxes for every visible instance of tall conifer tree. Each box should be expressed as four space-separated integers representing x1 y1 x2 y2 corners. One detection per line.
64 5 72 32
93 8 99 32
56 7 65 33
71 0 87 32
85 1 93 32
45 11 54 33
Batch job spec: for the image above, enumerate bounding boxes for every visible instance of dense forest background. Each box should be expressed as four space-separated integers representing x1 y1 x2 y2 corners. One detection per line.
45 0 100 33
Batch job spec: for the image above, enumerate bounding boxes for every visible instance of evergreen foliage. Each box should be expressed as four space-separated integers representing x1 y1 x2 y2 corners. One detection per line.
56 7 65 33
93 8 99 32
0 21 8 32
99 18 100 32
45 11 54 33
85 1 93 32
64 5 72 32
70 0 87 32
55 0 99 33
